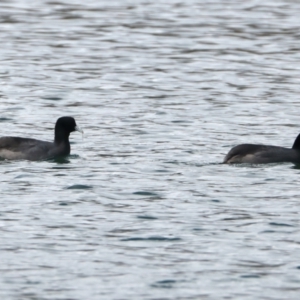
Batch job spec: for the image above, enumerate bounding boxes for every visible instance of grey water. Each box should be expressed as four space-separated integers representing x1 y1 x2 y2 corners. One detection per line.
1 0 300 299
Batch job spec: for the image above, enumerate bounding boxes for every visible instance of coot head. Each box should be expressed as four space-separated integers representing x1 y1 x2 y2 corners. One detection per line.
54 116 82 143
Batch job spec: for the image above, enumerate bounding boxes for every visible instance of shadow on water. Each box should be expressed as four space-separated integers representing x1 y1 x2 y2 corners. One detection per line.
47 157 71 164
224 162 294 168
47 154 80 164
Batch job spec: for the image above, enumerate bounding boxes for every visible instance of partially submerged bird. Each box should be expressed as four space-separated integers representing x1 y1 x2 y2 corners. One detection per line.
0 116 82 161
224 133 300 164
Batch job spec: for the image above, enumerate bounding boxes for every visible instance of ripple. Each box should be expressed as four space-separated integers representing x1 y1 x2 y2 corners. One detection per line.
151 279 177 289
136 215 158 220
132 191 162 197
66 184 93 190
269 222 294 227
121 236 181 242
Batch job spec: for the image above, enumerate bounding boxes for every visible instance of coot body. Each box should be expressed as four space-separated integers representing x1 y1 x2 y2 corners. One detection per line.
0 116 81 161
224 134 300 164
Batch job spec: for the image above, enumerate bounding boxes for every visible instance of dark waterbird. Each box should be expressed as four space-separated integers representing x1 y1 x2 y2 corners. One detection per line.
224 133 300 164
0 116 82 161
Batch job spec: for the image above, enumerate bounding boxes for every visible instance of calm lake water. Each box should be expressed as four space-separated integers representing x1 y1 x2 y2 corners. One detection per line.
1 0 300 299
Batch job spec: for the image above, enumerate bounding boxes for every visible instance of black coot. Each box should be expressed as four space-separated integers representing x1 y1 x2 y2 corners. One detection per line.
0 116 82 161
224 133 300 164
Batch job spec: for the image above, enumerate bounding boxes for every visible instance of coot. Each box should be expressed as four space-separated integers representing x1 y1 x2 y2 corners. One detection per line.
224 133 300 164
0 116 82 161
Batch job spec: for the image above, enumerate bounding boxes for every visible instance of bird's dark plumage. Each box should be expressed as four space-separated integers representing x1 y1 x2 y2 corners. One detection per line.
223 133 300 164
0 116 81 161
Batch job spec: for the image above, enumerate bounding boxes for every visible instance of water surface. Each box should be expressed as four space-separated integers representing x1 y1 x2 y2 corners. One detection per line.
1 0 300 299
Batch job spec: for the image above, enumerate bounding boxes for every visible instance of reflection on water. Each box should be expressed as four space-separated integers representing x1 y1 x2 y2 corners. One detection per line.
1 0 300 299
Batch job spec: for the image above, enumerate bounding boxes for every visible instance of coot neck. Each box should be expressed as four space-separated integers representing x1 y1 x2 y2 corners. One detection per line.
292 133 300 151
54 129 70 145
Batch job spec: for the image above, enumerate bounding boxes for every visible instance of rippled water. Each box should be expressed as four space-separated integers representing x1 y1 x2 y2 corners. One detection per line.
1 0 300 299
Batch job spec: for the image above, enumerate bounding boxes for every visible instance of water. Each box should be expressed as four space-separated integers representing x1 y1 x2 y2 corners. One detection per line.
1 0 300 299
